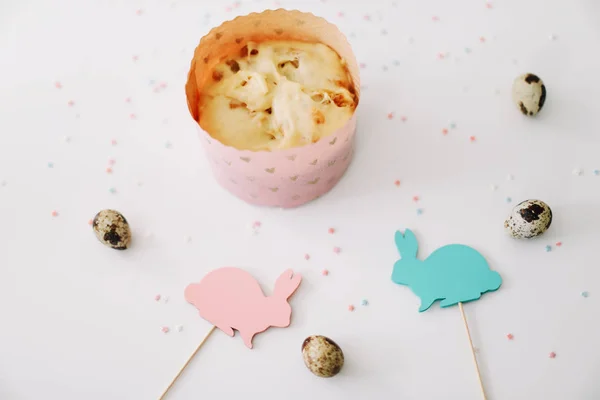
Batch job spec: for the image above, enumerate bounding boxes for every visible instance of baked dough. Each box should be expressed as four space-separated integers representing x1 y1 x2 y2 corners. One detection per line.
198 41 357 151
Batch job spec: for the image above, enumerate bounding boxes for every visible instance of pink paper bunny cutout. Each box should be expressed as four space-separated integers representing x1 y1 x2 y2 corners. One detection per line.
184 267 302 349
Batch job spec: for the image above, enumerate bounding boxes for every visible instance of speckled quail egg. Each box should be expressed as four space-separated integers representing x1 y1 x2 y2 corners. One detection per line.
512 73 547 116
92 209 131 250
504 199 552 239
302 335 344 378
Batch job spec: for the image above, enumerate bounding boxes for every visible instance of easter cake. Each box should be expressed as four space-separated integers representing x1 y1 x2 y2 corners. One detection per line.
197 40 358 151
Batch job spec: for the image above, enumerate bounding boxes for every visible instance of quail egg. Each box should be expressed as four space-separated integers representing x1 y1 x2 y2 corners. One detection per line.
302 335 344 378
92 209 132 249
504 199 552 239
512 73 546 116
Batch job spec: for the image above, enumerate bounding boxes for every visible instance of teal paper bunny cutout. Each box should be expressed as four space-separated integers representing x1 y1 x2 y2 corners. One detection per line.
391 229 502 312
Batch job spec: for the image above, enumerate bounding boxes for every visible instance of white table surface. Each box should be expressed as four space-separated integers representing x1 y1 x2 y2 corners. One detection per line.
2 0 600 399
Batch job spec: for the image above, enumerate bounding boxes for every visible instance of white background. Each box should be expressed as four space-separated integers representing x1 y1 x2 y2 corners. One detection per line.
1 0 600 399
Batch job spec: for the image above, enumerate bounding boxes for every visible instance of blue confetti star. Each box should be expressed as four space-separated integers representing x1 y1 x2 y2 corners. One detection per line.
464 47 472 54
109 187 117 194
505 197 512 203
416 208 423 215
593 169 599 176
581 291 589 298
47 162 54 168
545 245 552 252
361 299 369 306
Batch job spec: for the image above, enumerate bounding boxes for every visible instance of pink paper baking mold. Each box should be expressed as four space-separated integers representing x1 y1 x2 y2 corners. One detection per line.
185 9 360 208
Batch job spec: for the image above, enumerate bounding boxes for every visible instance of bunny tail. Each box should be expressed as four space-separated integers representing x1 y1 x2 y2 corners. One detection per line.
488 271 502 291
183 283 199 304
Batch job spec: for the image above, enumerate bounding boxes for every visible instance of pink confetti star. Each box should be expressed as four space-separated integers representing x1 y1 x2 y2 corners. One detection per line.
333 247 341 254
359 63 366 69
479 36 486 43
51 210 59 217
348 305 355 311
129 113 137 119
225 6 232 11
555 241 562 247
442 128 448 135
135 9 143 16
252 221 262 228
125 97 131 103
387 112 394 120
394 180 401 187
155 294 161 302
67 100 75 107
486 2 493 9
363 14 371 21
549 352 556 359
400 116 407 122
132 55 139 62
470 136 476 142
507 333 514 340
337 11 344 17
328 228 335 234
413 196 420 202
432 16 440 22
161 326 170 333
304 254 310 260
437 52 445 60
111 139 117 146
88 219 93 226
54 81 62 89
106 167 113 174
108 158 116 166
321 269 329 276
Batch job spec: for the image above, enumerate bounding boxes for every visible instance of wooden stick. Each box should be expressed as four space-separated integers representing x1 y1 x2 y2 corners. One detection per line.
159 325 216 400
458 302 487 400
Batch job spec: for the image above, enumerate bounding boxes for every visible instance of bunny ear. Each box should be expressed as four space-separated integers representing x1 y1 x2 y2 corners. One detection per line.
395 229 419 259
273 269 302 300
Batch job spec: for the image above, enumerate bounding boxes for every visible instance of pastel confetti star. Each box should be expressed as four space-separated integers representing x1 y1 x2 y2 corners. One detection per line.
464 47 472 54
67 100 75 107
549 352 556 359
348 305 355 312
394 180 401 187
505 197 512 203
47 162 54 168
111 139 117 146
304 254 310 260
87 219 93 226
400 116 407 122
109 187 117 194
545 245 552 252
321 269 329 276
412 196 420 202
155 294 161 302
449 122 457 129
333 247 341 254
361 299 369 306
581 291 589 298
469 136 476 142
416 208 424 215
387 112 394 120
175 325 184 332
572 168 583 176
108 158 116 165
507 333 514 340
328 228 335 234
106 167 112 174
479 36 486 43
51 210 59 217
164 141 172 149
490 184 498 191
161 326 170 334
442 128 448 135
555 241 562 247
593 169 599 176
54 81 62 89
